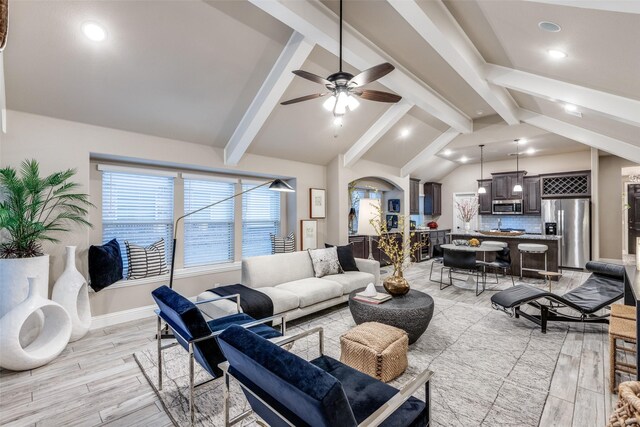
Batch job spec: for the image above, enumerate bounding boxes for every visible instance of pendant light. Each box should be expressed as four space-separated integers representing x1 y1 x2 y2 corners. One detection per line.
513 139 523 193
478 144 486 194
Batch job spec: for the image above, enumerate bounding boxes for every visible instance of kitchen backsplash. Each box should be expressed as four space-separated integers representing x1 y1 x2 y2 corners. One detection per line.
479 215 543 234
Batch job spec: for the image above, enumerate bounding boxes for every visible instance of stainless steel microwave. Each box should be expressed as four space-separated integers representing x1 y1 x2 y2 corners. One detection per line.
492 199 523 215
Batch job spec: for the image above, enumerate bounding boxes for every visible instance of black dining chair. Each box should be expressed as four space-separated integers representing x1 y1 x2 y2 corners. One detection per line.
429 244 444 284
441 248 486 296
480 247 515 286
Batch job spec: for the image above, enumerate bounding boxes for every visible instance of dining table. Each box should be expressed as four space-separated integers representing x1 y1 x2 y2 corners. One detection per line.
441 243 503 290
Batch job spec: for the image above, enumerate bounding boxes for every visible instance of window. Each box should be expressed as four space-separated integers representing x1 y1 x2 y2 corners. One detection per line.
242 183 281 258
183 178 235 267
102 170 174 277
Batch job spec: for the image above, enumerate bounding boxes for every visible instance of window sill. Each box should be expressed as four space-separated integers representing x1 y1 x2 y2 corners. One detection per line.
97 261 242 291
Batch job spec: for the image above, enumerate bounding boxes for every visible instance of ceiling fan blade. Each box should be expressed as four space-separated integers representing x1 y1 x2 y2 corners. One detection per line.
349 63 395 87
354 89 402 103
280 93 329 105
292 70 333 86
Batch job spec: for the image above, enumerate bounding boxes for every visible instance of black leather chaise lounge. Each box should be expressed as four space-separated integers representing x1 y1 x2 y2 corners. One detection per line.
491 261 625 333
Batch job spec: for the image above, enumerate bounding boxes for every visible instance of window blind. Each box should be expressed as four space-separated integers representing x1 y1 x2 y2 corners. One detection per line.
183 178 235 267
242 184 281 258
102 171 174 277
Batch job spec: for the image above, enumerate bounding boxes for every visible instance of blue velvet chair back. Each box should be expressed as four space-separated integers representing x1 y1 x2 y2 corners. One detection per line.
218 325 357 427
152 285 219 377
432 244 444 259
496 247 511 264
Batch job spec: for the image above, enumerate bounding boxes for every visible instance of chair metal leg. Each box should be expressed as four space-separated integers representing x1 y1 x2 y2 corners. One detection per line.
509 266 515 286
157 316 162 390
429 261 435 282
189 344 195 426
223 371 231 427
520 251 523 279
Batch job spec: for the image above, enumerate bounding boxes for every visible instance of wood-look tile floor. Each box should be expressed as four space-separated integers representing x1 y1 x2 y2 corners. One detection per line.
0 263 623 426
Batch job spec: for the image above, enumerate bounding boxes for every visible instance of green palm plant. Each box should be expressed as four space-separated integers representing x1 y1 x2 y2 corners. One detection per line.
0 159 94 258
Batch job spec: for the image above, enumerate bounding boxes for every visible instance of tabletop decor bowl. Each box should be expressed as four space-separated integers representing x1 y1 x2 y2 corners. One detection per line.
452 239 469 246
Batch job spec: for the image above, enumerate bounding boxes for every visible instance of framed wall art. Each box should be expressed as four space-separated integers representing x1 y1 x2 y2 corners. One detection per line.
310 188 326 219
300 219 318 250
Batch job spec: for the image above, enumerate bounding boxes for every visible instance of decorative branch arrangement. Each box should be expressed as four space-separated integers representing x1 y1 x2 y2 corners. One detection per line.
455 197 479 223
368 204 424 276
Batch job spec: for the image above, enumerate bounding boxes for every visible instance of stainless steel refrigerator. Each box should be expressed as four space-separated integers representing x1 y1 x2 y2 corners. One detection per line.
541 199 591 269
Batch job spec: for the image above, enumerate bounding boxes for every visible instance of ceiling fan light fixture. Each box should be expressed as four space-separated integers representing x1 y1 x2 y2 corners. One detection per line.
347 95 360 111
323 95 336 112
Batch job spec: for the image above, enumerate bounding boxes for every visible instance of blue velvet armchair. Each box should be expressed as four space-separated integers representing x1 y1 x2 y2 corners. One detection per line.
217 324 432 427
151 285 286 425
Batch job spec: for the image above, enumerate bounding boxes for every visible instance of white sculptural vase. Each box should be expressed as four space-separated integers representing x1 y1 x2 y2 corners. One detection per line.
52 246 92 342
0 255 49 347
0 277 71 371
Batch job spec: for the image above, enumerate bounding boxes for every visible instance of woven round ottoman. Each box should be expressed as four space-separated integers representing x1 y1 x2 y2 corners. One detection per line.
340 322 408 382
348 287 434 344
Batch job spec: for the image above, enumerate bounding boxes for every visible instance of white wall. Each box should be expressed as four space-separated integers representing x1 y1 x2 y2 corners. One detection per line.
1 110 326 316
436 151 592 230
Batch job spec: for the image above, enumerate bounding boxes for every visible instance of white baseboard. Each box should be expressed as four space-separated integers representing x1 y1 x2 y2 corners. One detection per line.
90 295 198 330
90 304 157 330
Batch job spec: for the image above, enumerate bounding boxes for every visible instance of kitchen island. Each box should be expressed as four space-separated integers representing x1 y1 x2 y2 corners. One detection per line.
449 231 562 279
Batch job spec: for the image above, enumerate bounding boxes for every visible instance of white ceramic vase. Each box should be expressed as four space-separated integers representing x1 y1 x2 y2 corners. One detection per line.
52 246 91 342
464 222 471 234
0 277 71 371
0 255 49 347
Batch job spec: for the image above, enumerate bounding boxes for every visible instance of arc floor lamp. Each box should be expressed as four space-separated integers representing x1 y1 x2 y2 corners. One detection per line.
158 178 294 339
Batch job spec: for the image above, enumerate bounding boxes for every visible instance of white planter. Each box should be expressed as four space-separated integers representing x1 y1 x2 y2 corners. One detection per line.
0 277 71 371
0 255 50 346
52 246 91 342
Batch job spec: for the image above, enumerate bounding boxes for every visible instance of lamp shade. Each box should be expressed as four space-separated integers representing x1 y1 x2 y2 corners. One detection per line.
357 198 381 236
268 179 295 192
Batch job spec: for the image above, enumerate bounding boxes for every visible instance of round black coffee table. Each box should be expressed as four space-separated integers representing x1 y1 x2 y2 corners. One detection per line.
348 287 434 344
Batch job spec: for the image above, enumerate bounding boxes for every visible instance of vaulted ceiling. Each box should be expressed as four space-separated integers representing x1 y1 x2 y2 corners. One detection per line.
2 0 639 181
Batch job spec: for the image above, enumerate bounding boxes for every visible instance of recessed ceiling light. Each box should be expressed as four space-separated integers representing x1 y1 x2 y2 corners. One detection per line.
517 138 526 145
459 156 468 163
526 148 535 155
539 21 562 32
476 110 483 116
442 149 452 156
548 49 567 59
82 22 107 42
564 103 578 112
400 128 411 138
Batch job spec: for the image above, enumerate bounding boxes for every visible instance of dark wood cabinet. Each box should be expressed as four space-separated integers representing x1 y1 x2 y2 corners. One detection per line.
409 178 420 215
424 182 442 216
540 170 591 198
523 175 541 214
348 235 366 259
348 233 402 267
477 179 492 214
491 172 526 200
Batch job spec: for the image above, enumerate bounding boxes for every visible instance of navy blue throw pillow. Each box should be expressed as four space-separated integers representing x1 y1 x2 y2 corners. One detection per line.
325 243 359 272
89 239 124 292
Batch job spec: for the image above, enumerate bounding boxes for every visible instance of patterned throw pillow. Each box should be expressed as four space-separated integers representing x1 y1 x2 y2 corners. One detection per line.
125 238 169 280
308 246 343 278
271 232 295 254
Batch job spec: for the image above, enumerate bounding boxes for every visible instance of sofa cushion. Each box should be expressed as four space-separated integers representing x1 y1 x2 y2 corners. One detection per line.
276 278 343 308
325 243 359 272
323 271 376 294
308 247 343 278
256 287 301 314
242 251 315 288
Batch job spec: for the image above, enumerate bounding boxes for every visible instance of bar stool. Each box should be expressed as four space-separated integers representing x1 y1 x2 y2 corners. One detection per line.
518 243 548 279
609 316 637 392
612 304 636 321
482 241 508 248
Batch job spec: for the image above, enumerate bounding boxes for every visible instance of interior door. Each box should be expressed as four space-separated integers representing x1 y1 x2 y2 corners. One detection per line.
628 184 640 254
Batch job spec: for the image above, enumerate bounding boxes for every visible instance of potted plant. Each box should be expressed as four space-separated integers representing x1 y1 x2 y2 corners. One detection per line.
369 205 425 296
0 160 93 323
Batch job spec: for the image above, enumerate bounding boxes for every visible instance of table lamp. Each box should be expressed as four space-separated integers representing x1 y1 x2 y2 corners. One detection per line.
357 198 381 261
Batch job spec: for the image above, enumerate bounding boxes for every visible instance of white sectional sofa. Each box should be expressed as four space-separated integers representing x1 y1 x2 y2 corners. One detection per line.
197 251 380 322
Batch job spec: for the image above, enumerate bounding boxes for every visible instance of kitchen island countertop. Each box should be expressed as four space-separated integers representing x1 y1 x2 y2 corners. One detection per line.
449 231 562 241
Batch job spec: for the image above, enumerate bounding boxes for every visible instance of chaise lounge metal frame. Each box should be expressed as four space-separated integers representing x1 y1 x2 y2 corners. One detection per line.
491 261 625 333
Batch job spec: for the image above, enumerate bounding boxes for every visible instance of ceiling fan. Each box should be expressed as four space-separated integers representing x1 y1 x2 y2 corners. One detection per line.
280 0 401 119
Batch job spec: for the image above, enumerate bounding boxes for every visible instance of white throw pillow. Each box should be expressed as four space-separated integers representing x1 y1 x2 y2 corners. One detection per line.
125 238 169 279
308 246 343 278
